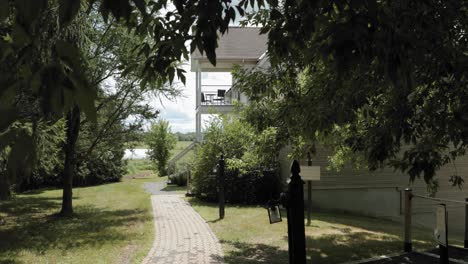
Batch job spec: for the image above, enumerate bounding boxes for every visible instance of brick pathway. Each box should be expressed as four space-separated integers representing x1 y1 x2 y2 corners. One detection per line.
142 195 224 264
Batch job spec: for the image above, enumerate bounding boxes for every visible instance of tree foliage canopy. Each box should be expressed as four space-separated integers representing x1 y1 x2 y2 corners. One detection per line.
235 0 468 187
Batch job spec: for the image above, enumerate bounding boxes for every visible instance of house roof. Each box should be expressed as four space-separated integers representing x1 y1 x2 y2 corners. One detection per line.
191 27 268 61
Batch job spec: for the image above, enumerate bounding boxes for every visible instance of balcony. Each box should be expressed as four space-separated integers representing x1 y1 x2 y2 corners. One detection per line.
200 85 232 106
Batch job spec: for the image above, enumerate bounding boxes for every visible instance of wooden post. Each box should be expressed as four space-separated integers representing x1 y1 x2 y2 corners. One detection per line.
307 152 312 226
404 188 412 252
439 204 449 264
465 198 468 248
288 160 306 264
307 181 312 226
218 155 225 219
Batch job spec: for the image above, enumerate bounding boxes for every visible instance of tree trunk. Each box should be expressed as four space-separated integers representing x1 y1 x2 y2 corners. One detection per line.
0 154 10 200
0 174 11 201
60 106 80 216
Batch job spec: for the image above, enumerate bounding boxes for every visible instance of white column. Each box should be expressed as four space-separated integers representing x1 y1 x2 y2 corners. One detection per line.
196 69 202 108
196 112 202 142
195 63 202 142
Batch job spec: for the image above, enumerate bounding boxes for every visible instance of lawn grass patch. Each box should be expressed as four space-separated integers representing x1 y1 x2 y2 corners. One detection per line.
125 159 155 176
0 177 161 264
188 198 460 264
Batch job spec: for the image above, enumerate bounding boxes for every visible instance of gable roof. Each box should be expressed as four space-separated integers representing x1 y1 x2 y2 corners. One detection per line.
191 27 268 61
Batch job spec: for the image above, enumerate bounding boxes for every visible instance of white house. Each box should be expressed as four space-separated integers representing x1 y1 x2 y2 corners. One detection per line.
190 27 267 142
190 27 468 235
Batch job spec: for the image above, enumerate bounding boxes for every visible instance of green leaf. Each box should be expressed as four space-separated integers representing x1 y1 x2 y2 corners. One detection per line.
74 83 97 123
59 0 81 26
176 68 186 85
168 67 175 84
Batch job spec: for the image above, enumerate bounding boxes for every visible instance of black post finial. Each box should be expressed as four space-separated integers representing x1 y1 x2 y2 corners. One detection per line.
291 160 301 175
307 152 312 166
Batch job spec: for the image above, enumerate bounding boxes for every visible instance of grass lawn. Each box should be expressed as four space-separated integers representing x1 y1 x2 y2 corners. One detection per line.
0 176 163 264
188 199 462 264
125 159 155 176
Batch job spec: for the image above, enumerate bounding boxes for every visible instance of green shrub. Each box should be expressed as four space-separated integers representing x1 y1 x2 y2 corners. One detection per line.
168 170 188 186
193 168 280 204
191 115 282 204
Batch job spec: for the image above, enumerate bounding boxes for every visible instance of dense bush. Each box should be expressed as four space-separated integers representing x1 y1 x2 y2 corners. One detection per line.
168 160 193 186
192 115 283 204
168 170 189 186
194 168 280 204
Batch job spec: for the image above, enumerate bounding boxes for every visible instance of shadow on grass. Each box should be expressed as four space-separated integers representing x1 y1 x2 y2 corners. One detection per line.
218 240 289 264
184 198 438 263
306 232 409 263
220 231 425 264
0 195 150 262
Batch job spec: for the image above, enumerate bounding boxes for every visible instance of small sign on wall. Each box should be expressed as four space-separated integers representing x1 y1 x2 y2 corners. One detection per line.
434 204 448 246
301 166 321 181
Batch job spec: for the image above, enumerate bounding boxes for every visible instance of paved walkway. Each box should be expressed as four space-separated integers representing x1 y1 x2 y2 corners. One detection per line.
142 184 224 264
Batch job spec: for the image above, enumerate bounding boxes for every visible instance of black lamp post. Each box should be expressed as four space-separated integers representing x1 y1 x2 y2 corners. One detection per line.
287 160 307 264
218 155 225 219
266 160 306 264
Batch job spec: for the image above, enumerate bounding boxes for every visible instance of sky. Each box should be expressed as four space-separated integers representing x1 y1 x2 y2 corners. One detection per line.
149 64 232 133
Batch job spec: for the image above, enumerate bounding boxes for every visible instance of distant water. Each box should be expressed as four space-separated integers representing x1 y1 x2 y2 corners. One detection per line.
124 149 149 160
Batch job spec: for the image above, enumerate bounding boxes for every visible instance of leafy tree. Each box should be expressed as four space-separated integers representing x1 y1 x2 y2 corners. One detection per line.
234 36 466 190
146 120 177 176
0 0 258 210
230 0 468 188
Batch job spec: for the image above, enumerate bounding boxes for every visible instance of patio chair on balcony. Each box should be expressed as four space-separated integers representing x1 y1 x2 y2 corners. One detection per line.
201 92 211 105
212 89 226 104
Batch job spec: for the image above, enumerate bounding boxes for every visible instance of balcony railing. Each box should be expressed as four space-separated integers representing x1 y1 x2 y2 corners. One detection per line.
200 85 232 106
